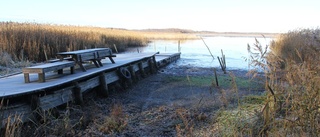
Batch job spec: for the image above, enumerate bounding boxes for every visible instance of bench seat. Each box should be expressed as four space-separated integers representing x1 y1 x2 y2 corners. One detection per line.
23 61 75 83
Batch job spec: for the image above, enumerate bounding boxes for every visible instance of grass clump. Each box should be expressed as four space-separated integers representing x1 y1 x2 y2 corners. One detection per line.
95 104 128 134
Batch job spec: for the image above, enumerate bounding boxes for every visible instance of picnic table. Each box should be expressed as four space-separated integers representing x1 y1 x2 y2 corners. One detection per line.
57 48 116 72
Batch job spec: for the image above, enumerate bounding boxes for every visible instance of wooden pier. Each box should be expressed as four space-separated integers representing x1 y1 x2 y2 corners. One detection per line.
0 52 180 127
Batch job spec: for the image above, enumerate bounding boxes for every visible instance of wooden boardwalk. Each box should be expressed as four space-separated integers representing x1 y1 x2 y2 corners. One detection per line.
0 52 180 127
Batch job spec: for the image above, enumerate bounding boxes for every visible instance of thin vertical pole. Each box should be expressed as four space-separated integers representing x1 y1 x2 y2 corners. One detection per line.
113 44 118 53
178 40 181 52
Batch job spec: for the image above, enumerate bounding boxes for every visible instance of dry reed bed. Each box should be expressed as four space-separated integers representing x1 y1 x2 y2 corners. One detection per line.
0 22 148 62
222 28 320 136
209 29 320 136
263 29 320 136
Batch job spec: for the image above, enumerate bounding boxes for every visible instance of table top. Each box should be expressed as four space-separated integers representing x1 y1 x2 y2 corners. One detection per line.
57 48 110 55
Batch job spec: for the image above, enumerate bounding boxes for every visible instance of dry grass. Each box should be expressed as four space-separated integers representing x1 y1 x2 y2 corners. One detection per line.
0 100 23 137
0 22 199 63
0 22 148 62
210 29 320 136
1 114 23 137
268 29 320 69
241 28 320 136
95 104 128 134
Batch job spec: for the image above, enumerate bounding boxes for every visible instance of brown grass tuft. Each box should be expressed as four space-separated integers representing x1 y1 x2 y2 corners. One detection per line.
96 104 128 134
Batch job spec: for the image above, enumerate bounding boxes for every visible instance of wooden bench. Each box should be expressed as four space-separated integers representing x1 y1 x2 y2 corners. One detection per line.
22 61 75 83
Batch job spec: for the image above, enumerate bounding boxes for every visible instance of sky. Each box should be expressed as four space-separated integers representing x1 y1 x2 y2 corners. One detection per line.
1 0 320 33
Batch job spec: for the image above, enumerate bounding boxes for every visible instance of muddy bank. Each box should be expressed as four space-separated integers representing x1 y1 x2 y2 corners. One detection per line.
19 65 265 136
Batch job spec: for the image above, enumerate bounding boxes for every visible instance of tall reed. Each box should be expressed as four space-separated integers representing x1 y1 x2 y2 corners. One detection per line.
0 22 148 62
247 28 320 136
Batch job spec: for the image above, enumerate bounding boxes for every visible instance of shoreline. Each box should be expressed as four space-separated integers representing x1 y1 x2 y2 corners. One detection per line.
195 32 279 38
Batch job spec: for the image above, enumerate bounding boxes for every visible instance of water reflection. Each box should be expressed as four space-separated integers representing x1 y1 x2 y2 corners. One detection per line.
125 37 273 70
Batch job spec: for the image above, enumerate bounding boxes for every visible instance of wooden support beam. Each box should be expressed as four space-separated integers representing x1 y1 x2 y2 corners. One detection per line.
73 82 83 106
128 65 137 83
98 73 109 97
29 94 42 122
39 87 73 110
152 56 158 70
148 59 156 74
138 61 147 78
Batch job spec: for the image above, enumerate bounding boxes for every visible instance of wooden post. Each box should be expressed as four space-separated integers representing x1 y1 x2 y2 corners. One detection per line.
73 82 83 106
30 94 42 121
138 61 147 78
98 73 109 97
218 49 227 74
178 40 181 52
152 56 158 70
128 65 137 83
148 59 154 74
214 68 219 87
24 73 30 83
39 73 45 82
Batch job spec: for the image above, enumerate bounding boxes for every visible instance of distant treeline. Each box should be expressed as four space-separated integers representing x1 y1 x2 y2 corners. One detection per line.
0 22 148 62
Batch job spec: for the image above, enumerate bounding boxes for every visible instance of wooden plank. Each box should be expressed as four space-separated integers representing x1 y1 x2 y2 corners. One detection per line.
22 62 75 73
42 62 75 72
0 52 162 98
22 68 43 73
0 52 181 127
79 76 100 92
96 49 112 58
78 52 97 61
39 87 74 110
131 64 139 72
105 71 120 84
1 103 33 128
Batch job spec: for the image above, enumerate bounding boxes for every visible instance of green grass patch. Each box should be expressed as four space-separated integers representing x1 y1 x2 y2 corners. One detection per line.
165 74 264 90
241 94 266 105
215 94 266 136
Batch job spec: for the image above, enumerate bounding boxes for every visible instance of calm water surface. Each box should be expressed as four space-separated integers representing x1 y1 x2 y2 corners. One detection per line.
126 37 272 70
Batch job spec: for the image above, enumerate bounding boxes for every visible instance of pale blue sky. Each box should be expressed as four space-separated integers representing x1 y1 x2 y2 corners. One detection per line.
1 0 319 33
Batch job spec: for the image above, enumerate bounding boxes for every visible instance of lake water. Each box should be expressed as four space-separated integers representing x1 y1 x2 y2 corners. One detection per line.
125 37 273 70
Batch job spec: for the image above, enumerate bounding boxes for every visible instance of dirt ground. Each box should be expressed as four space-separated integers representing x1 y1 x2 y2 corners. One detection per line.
17 65 263 137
